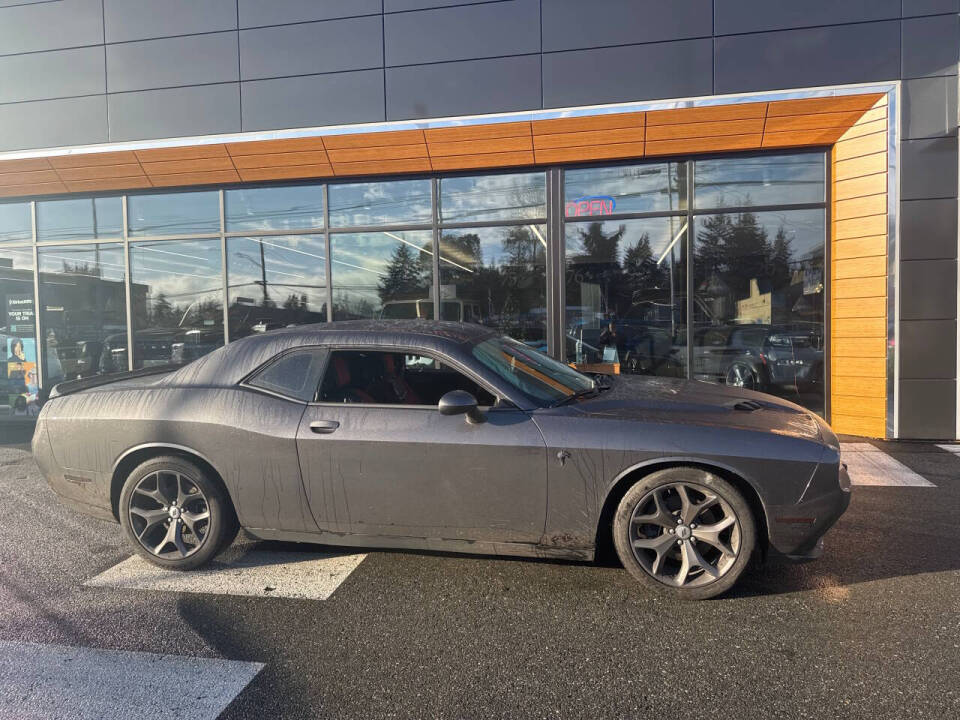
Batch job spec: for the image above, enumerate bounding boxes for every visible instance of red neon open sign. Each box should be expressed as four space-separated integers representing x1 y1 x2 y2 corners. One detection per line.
565 195 617 217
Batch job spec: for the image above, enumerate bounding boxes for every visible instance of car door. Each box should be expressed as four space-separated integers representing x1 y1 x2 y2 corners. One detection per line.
296 347 548 544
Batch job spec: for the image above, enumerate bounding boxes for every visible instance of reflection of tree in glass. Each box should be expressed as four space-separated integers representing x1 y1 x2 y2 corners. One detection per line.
377 243 429 303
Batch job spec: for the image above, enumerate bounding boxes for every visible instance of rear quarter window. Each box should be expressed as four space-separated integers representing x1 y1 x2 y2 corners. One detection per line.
248 349 326 401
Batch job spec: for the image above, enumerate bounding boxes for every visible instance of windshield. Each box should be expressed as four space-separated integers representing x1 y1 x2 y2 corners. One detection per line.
471 336 596 405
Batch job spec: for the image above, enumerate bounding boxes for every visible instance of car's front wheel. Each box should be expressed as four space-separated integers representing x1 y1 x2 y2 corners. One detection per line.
612 467 756 600
119 455 237 570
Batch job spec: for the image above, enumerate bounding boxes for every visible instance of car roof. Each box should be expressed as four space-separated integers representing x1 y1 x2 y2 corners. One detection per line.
160 320 498 387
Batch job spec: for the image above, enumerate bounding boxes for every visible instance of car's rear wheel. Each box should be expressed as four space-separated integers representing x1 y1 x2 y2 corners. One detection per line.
119 455 237 570
725 362 760 390
612 467 756 600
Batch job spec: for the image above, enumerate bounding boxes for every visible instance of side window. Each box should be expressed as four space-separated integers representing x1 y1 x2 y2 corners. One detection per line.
248 349 326 402
318 349 496 406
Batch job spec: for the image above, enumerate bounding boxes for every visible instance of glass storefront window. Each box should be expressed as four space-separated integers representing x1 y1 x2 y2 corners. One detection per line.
439 172 546 224
225 185 324 232
37 197 123 240
692 208 825 413
328 179 431 227
0 247 38 416
331 230 433 320
438 225 547 347
127 190 220 237
564 162 687 217
694 154 825 210
38 243 127 384
0 202 31 243
227 235 328 340
129 239 224 368
565 218 688 377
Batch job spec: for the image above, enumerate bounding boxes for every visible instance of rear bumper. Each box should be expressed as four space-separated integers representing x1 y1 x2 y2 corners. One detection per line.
767 463 851 562
31 413 114 521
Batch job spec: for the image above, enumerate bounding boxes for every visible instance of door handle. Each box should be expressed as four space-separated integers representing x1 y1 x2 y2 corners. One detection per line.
309 420 340 434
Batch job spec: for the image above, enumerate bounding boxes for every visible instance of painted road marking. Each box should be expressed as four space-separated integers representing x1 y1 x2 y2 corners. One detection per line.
840 443 936 487
86 549 367 600
0 640 262 720
936 444 960 454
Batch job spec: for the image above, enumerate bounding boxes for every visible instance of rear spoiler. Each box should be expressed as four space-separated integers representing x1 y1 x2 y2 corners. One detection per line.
48 364 179 399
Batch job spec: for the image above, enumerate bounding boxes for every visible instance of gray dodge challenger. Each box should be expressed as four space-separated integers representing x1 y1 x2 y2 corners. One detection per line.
33 320 850 600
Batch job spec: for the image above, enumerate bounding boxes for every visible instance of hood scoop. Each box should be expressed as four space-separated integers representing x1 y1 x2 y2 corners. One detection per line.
731 399 764 412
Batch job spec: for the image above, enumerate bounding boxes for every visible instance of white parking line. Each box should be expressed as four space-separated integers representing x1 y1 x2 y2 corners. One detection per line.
840 443 936 487
86 550 367 600
936 444 960 454
0 640 262 720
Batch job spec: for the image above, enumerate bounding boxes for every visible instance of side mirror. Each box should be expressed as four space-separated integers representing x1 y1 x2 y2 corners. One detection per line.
438 389 485 424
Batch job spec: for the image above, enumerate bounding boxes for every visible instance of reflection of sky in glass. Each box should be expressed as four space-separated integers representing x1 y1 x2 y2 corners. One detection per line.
440 173 546 223
694 154 824 210
37 197 123 240
227 235 326 309
331 231 432 318
131 239 223 318
565 217 687 265
0 202 31 243
328 180 431 227
128 191 220 237
39 243 126 281
225 186 324 232
565 163 686 216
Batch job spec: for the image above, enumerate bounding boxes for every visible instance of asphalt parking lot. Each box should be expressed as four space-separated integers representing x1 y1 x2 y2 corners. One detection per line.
0 436 958 719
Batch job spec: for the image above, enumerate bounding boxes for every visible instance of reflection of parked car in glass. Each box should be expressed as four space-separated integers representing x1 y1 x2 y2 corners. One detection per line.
380 298 482 323
693 324 823 392
171 329 223 365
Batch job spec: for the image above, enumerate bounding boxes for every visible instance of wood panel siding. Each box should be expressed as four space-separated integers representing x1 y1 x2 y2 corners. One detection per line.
0 93 885 194
829 95 889 438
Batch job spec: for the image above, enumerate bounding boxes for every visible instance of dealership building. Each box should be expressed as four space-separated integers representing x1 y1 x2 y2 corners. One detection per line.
0 0 956 439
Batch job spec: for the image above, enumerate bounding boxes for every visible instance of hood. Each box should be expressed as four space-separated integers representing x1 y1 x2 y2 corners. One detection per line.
569 375 823 441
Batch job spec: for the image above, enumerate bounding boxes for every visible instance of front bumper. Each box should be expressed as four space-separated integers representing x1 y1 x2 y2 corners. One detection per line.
767 462 851 562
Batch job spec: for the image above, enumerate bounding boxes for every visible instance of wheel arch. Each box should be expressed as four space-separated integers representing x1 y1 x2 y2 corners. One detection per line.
595 458 770 562
110 443 233 522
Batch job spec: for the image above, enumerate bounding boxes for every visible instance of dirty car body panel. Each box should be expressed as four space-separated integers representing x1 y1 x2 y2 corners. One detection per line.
33 320 850 563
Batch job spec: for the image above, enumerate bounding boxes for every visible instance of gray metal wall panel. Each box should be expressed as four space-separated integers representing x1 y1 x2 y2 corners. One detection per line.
106 32 239 93
0 96 107 151
242 70 386 131
107 84 241 141
901 13 960 78
898 379 957 438
901 136 959 200
902 75 959 138
0 0 103 55
103 0 237 43
900 319 957 378
901 198 959 259
0 47 104 105
385 0 502 10
384 0 539 66
542 0 711 52
543 39 713 108
386 55 540 120
900 259 958 320
239 0 381 28
716 0 900 35
240 16 383 80
902 1 960 16
715 22 901 94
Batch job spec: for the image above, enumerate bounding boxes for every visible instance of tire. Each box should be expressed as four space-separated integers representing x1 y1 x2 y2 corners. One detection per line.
119 455 238 570
725 362 760 390
612 467 756 600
